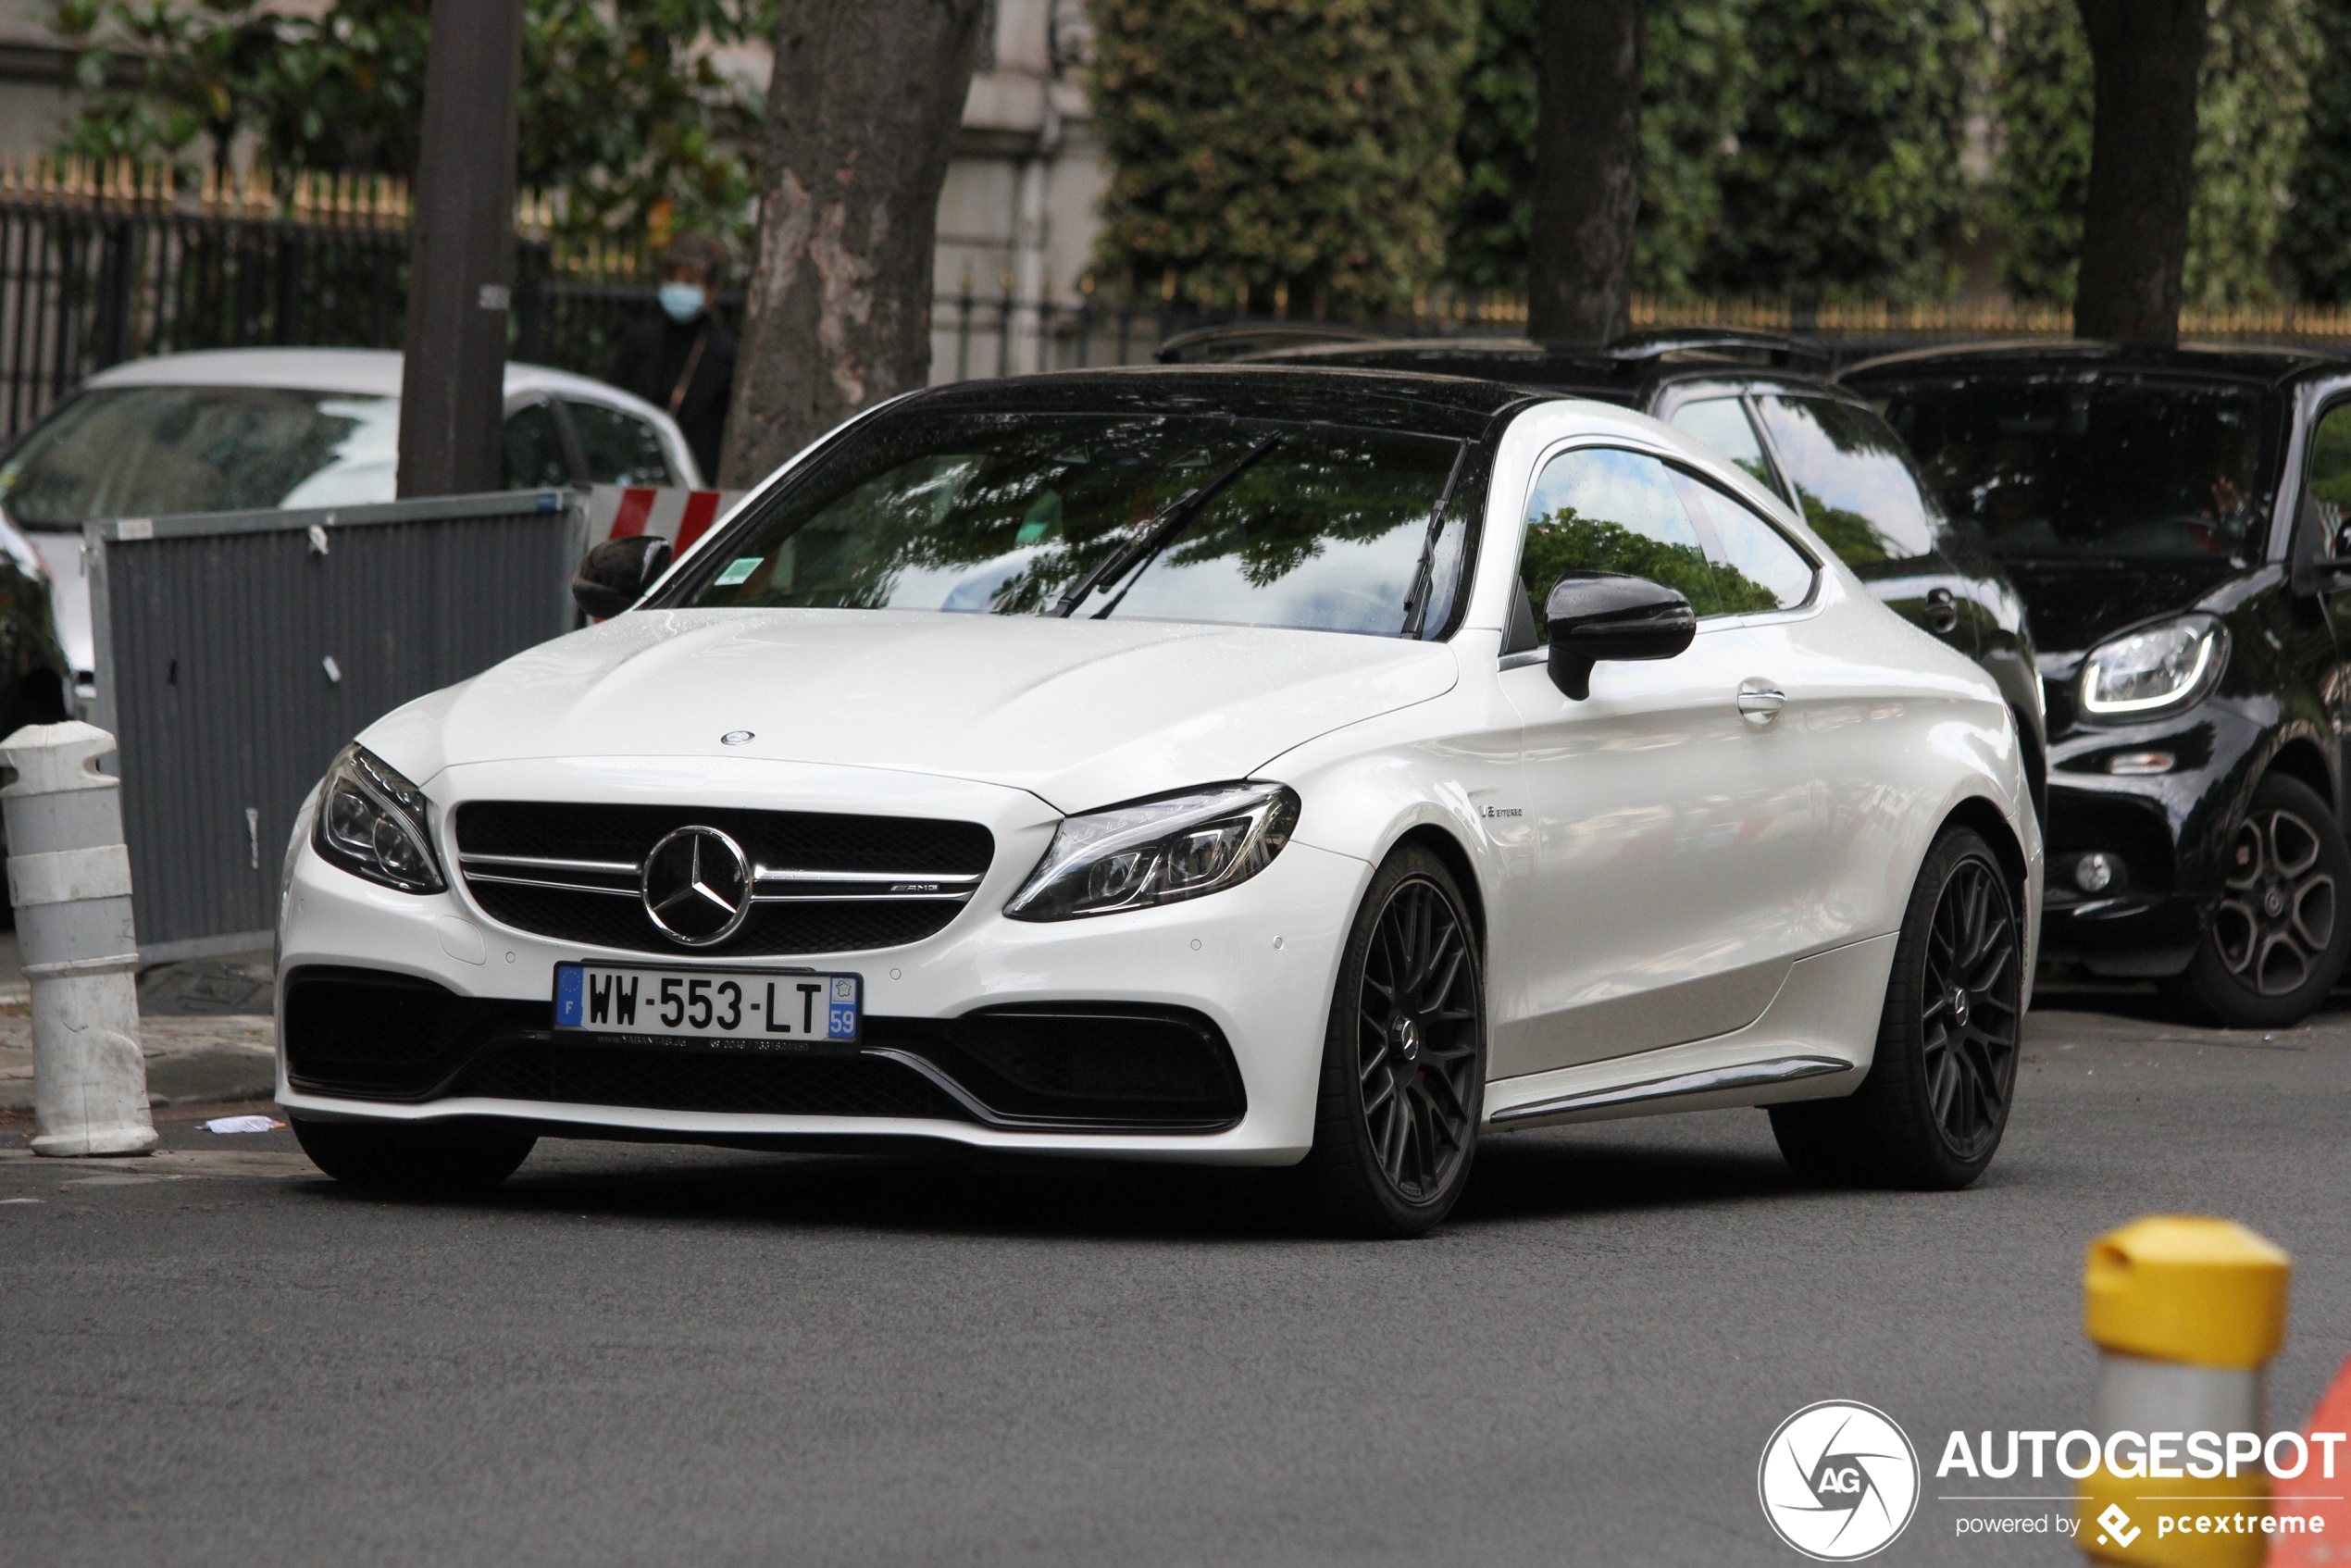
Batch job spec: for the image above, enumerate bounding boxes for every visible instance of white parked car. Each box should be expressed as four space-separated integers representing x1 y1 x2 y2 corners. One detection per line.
0 347 701 694
276 367 2041 1235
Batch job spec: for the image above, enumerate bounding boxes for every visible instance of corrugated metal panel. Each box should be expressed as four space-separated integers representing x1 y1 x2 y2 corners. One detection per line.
87 491 589 959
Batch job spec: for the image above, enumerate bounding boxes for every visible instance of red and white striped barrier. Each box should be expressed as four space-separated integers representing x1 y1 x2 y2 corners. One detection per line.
2267 1349 2351 1565
587 484 749 557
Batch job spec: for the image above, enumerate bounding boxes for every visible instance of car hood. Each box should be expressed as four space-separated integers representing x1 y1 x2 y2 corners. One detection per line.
2002 557 2247 653
365 608 1461 815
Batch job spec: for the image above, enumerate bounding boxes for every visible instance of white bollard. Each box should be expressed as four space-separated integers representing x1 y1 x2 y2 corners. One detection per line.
0 721 155 1156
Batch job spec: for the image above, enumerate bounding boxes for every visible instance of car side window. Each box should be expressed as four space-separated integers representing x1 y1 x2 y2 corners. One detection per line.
1520 447 1723 630
1751 395 1938 566
565 400 675 486
2307 402 2351 554
1670 398 1778 492
502 401 570 489
1671 470 1816 612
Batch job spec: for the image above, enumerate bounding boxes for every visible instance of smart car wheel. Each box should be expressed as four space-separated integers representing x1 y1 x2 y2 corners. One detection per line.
1770 827 2021 1190
292 1116 536 1196
2176 774 2351 1028
1301 845 1485 1237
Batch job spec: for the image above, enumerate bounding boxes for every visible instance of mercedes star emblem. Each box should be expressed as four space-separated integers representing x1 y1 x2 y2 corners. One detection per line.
641 825 753 946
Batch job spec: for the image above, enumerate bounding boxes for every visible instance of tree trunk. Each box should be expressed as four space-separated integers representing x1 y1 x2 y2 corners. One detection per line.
1527 0 1644 347
397 0 522 497
718 0 988 486
2073 0 2207 346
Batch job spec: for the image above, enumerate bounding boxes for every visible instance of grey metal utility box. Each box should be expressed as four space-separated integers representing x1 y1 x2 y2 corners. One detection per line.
86 490 590 962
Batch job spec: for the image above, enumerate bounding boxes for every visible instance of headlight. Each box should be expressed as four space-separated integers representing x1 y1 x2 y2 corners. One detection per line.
1004 781 1299 921
312 743 445 892
2078 616 2225 716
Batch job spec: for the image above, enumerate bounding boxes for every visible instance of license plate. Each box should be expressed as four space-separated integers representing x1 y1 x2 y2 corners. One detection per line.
552 963 861 1048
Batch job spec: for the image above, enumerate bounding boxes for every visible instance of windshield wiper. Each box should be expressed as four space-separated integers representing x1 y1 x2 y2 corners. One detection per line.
1052 431 1283 617
1399 442 1470 639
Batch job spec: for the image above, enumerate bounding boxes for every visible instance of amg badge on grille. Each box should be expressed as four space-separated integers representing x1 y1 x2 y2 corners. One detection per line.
641 826 753 946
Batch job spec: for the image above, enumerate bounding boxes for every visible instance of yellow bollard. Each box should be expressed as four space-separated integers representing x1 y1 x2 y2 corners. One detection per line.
2078 1216 2292 1567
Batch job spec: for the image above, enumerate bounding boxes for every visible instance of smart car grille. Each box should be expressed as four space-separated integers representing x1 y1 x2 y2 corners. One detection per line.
452 803 995 956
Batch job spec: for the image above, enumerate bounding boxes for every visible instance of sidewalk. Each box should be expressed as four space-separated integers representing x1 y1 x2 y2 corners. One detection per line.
0 934 275 1111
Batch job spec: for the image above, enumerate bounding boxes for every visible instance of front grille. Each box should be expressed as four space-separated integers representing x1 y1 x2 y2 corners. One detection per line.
453 802 995 955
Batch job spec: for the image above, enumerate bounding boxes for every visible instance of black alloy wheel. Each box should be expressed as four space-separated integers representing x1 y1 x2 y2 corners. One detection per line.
1302 845 1485 1236
2178 773 2351 1027
1771 826 2021 1189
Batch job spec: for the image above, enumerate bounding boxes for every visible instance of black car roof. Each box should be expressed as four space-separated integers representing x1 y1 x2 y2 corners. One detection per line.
890 364 1544 440
1841 339 2346 390
1238 337 1853 407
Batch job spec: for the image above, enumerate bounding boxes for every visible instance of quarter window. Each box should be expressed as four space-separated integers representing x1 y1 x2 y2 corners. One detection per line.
1670 398 1777 490
1751 395 1938 566
566 400 675 486
2307 402 2351 552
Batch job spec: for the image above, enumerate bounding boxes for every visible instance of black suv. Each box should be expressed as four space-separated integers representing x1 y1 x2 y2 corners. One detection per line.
1250 331 2047 813
1846 342 2351 1026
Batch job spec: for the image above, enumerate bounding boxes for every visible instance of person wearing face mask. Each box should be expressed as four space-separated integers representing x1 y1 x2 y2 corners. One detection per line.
607 233 737 481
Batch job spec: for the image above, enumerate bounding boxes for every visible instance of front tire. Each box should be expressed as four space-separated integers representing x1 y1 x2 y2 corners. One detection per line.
2174 773 2351 1028
1300 846 1486 1237
292 1116 536 1196
1771 826 2022 1189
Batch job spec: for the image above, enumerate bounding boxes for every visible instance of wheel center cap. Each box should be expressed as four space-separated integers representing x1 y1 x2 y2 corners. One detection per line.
1390 1015 1422 1064
2264 885 2287 918
1949 987 1972 1027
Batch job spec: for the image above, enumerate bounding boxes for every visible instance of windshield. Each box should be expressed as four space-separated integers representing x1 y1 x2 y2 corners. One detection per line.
0 385 399 528
1868 372 2271 562
670 413 1470 637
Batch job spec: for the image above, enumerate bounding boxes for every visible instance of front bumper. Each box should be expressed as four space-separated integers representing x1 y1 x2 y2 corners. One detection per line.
2037 703 2261 977
277 756 1368 1163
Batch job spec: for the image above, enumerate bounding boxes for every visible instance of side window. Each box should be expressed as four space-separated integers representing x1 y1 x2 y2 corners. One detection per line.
502 401 569 489
566 400 676 486
2307 402 2351 554
1672 470 1815 613
1670 398 1778 492
1751 395 1938 567
1519 447 1722 631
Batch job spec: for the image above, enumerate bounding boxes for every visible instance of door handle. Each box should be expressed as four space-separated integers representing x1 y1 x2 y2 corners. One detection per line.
1924 586 1959 633
1737 679 1786 725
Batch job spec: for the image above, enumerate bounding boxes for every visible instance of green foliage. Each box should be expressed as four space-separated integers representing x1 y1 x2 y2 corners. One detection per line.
1993 0 2315 308
1518 511 1784 617
2284 1 2351 302
1088 0 1474 313
1445 0 1753 295
1698 0 1983 302
50 0 769 248
1987 0 2090 302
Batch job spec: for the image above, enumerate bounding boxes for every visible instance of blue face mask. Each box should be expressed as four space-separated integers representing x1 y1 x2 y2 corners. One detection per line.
658 282 706 323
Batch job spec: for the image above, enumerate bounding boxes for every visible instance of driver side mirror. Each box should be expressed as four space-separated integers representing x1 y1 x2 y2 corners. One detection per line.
572 534 673 620
1546 572 1697 700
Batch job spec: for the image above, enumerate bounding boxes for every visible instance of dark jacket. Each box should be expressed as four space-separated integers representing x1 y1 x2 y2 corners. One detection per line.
609 311 736 483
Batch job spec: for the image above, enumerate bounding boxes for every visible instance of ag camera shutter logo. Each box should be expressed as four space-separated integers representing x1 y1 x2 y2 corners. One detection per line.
1759 1400 1921 1561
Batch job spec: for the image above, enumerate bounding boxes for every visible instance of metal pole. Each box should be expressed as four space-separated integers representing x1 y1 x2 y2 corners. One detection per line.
396 0 523 498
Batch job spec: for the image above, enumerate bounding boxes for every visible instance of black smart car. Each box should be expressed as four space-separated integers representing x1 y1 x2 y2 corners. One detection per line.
1845 342 2351 1026
1250 331 2047 813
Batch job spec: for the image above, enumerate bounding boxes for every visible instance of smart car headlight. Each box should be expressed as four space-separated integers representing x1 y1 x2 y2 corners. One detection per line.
1004 781 1300 922
312 743 445 893
2079 616 2225 716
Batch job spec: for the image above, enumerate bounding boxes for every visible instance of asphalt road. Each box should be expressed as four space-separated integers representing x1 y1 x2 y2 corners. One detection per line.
2 991 2345 1568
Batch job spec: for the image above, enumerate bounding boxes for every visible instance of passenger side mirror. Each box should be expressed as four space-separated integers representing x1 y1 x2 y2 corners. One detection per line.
572 535 673 620
1545 572 1697 700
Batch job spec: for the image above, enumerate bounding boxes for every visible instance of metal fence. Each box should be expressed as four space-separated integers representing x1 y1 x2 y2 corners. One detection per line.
87 489 591 961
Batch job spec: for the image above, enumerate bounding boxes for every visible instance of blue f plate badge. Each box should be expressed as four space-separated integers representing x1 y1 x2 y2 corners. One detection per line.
554 963 861 1049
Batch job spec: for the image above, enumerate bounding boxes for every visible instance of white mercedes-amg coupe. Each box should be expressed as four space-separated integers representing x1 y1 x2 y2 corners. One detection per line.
276 366 2041 1235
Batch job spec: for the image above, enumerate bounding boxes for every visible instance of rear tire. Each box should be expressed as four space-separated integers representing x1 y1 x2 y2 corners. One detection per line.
1771 827 2021 1189
2173 774 2351 1028
1300 846 1486 1237
292 1116 536 1196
